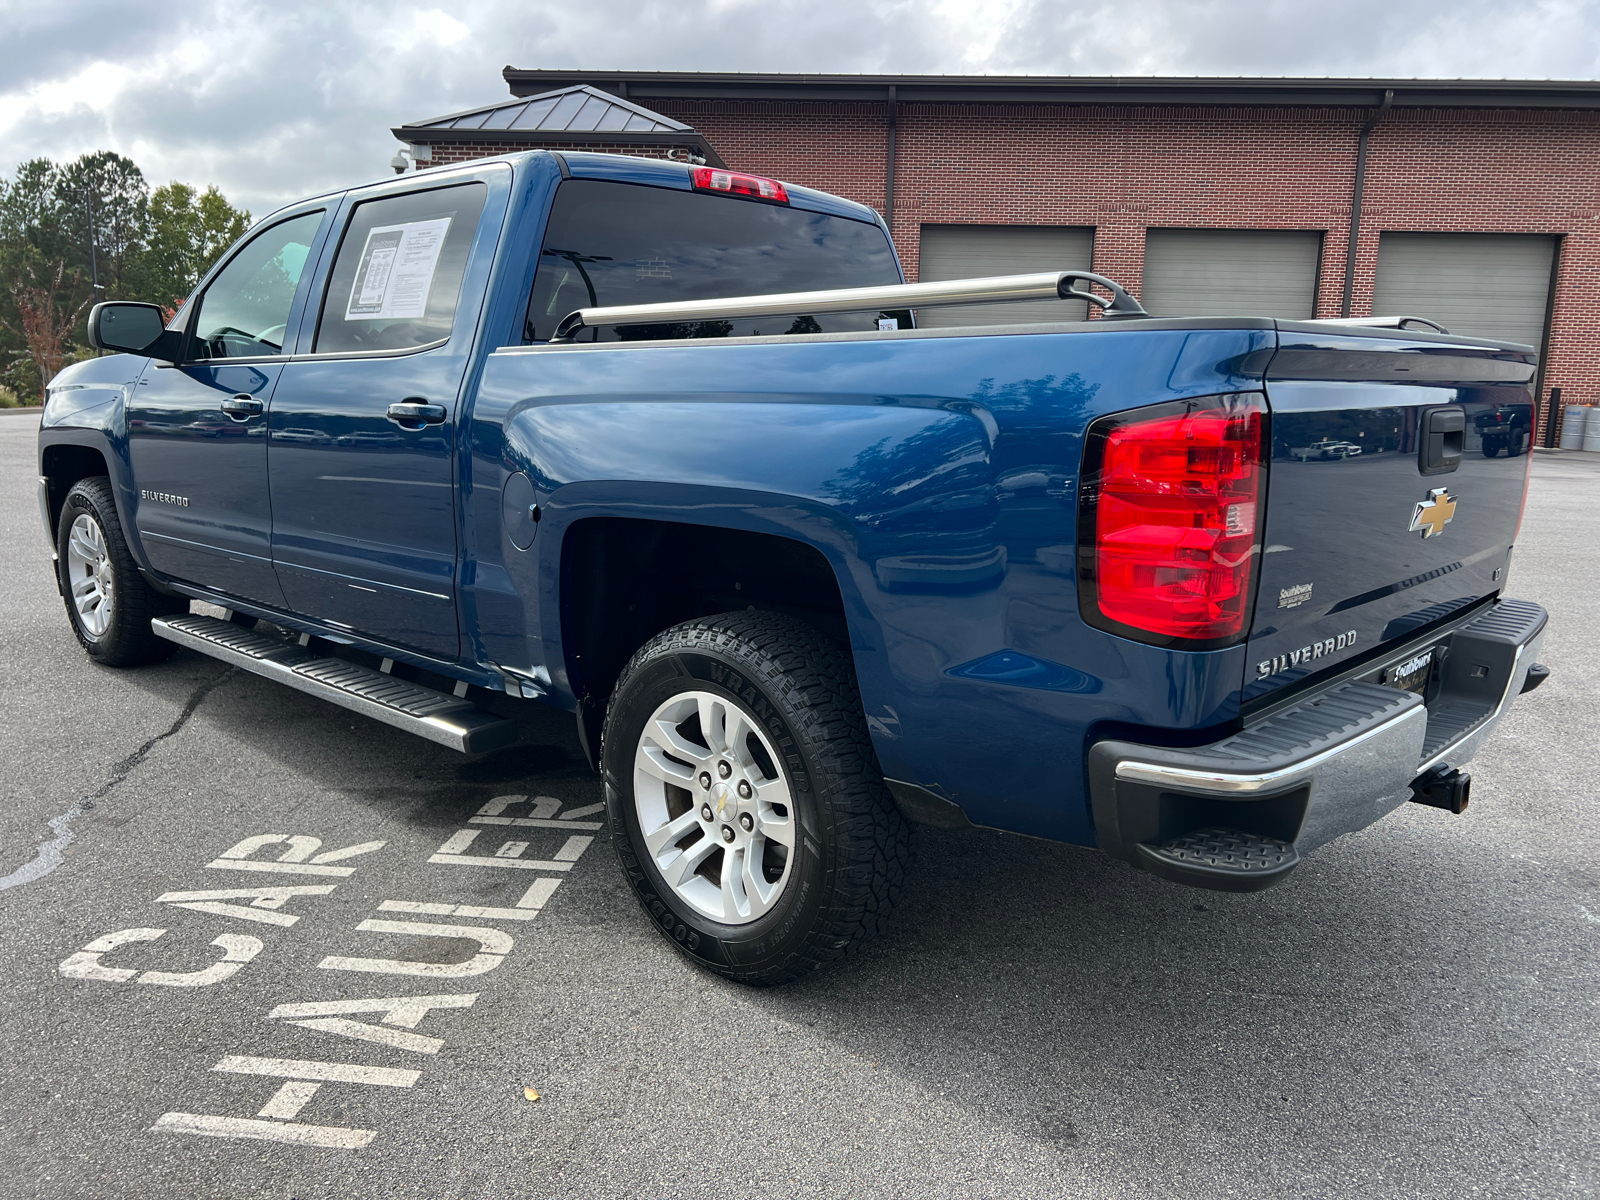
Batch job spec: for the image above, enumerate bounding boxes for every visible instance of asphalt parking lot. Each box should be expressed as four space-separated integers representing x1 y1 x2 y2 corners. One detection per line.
1 407 1596 1199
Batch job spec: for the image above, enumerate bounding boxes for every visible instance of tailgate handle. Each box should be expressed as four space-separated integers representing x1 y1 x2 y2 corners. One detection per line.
1419 406 1464 476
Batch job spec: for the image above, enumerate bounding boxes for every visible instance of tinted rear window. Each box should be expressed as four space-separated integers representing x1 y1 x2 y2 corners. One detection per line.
524 179 905 342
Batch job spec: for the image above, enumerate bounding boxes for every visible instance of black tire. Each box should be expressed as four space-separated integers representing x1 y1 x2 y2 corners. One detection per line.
601 610 910 986
1483 442 1501 458
56 477 185 666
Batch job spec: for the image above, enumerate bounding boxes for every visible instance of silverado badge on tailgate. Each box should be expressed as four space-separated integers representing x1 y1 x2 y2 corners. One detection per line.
1409 487 1457 538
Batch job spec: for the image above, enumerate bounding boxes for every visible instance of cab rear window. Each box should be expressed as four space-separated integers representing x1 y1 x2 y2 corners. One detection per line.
524 179 905 342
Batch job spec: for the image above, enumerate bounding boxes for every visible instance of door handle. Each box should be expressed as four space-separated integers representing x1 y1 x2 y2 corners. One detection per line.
386 400 447 429
220 394 263 421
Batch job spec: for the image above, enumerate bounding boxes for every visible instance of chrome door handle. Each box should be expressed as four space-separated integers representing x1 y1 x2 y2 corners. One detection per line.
220 394 263 421
386 401 447 429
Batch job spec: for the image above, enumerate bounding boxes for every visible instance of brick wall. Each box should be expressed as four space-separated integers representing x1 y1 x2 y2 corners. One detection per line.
654 99 1600 433
410 102 1600 432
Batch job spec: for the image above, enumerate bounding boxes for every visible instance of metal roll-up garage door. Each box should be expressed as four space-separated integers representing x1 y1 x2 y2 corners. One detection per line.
1142 229 1322 318
1372 233 1555 346
917 225 1095 327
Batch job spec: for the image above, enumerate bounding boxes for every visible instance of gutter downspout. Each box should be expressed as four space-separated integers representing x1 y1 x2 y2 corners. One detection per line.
1340 88 1394 318
884 85 898 226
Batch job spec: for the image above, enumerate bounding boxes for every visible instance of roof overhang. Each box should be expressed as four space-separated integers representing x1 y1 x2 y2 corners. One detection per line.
501 69 1600 110
393 124 725 167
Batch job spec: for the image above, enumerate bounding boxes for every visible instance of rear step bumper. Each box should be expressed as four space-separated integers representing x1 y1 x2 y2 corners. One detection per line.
1089 597 1547 892
151 615 518 754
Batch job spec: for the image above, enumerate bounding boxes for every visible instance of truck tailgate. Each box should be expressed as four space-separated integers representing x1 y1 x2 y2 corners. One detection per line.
1245 326 1537 705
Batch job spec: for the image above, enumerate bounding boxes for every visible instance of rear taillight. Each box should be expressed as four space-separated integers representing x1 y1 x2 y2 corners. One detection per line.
1077 393 1268 648
690 167 789 204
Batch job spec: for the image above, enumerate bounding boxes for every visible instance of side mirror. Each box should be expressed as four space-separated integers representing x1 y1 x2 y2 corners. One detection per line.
87 302 184 361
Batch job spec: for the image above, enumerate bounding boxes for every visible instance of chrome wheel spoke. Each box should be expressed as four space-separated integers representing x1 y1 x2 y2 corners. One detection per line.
637 742 695 789
697 694 726 756
649 716 712 766
757 805 795 848
719 844 744 921
667 834 719 889
741 844 775 916
642 809 700 858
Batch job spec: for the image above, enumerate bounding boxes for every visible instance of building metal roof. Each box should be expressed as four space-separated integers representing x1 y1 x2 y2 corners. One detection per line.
500 70 1600 111
394 84 726 166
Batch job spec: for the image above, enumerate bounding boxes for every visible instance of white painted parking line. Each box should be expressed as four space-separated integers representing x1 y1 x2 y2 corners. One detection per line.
318 919 514 978
557 802 605 820
428 828 574 871
59 929 264 987
154 885 337 927
279 1017 444 1055
468 794 604 831
494 840 529 858
139 934 263 987
257 1081 322 1119
151 1112 375 1150
153 1055 418 1149
265 992 482 1055
205 834 387 877
58 928 166 982
554 836 593 862
213 1055 421 1087
470 815 604 831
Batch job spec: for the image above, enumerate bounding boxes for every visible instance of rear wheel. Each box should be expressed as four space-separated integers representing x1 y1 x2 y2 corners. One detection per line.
601 610 909 985
56 477 184 666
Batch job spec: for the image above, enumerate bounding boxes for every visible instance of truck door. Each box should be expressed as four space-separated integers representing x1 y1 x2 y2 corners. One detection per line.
125 209 327 607
267 180 491 661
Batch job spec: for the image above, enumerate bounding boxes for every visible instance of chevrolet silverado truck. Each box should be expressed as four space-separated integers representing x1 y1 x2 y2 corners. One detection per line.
40 151 1550 985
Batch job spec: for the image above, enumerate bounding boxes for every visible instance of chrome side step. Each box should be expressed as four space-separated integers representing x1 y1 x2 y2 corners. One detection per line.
151 614 518 754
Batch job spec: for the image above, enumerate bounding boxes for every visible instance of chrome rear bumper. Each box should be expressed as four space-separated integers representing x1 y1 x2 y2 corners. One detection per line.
1088 598 1548 891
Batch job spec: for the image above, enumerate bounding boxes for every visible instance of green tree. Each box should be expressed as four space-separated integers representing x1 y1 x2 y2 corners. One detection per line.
54 151 149 298
134 182 251 311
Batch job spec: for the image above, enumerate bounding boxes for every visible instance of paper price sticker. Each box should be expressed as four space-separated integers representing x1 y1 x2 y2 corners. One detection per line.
346 218 452 321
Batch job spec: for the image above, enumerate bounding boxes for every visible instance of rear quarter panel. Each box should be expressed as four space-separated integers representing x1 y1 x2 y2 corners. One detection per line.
469 323 1273 843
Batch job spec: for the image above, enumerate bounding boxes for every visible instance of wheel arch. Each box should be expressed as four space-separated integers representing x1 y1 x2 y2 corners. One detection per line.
555 510 884 767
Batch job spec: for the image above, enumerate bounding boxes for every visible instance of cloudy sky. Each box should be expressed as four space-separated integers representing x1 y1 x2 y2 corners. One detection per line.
2 0 1597 218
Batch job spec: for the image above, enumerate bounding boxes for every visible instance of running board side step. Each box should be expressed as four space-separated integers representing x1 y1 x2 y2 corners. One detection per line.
151 614 518 754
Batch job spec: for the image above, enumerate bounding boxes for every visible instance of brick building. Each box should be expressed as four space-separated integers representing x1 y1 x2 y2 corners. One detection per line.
395 71 1600 439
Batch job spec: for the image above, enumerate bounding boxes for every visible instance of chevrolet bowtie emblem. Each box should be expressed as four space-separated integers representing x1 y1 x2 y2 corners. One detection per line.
1410 487 1458 538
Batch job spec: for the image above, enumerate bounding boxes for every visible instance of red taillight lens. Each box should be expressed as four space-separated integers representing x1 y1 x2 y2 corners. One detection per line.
690 167 789 204
1078 394 1268 647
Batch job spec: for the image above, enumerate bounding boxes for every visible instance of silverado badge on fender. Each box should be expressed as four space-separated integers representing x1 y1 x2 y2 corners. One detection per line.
1409 487 1457 538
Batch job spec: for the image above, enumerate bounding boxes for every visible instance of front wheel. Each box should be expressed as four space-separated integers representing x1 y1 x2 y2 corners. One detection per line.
601 611 909 985
56 477 184 666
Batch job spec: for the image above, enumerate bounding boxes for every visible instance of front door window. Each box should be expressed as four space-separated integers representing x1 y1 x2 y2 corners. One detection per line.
192 212 323 360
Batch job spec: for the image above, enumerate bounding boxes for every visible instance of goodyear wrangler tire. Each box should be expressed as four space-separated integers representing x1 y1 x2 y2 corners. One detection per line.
601 610 909 985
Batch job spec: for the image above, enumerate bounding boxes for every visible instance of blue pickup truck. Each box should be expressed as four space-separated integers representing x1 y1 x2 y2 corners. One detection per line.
40 150 1549 984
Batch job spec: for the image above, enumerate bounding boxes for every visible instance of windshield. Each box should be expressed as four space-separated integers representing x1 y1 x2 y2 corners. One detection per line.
524 179 905 342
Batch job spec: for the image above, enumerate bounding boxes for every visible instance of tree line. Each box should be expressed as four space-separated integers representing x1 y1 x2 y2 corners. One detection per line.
0 151 252 404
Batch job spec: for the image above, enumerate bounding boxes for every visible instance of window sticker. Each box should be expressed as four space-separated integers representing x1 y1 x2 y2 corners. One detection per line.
345 217 453 321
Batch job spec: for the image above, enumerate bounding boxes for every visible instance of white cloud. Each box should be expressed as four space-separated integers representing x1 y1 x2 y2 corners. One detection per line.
0 0 1594 216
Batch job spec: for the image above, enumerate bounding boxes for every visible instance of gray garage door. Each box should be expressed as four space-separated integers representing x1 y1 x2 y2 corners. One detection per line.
916 225 1095 327
1141 229 1322 319
1372 233 1555 347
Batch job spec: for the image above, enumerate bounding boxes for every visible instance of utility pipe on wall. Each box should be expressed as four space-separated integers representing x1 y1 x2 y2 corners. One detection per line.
1340 89 1394 318
884 85 899 227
